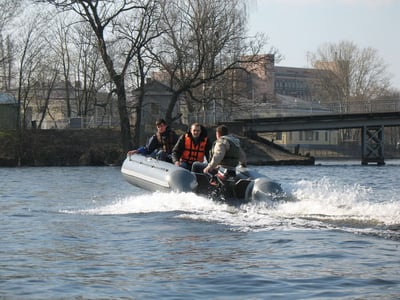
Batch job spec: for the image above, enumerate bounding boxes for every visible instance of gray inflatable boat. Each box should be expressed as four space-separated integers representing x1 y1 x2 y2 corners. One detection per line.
121 154 285 204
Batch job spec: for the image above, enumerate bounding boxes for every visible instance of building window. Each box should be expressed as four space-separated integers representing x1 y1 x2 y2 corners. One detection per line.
305 131 313 141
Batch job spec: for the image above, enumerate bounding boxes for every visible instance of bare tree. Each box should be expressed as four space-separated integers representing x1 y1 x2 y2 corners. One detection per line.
151 0 270 124
42 0 163 152
35 63 61 129
0 0 22 89
71 23 105 122
121 1 164 146
14 6 55 130
308 40 392 112
0 34 14 90
47 16 74 118
8 4 58 164
0 0 22 31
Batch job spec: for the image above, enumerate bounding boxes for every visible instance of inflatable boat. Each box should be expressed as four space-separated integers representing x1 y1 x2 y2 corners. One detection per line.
121 154 285 204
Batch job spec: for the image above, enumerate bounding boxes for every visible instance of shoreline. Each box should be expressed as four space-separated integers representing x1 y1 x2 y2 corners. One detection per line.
2 129 397 167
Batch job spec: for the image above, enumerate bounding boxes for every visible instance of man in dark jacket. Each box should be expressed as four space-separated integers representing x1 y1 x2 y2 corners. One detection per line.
172 123 212 171
128 118 178 163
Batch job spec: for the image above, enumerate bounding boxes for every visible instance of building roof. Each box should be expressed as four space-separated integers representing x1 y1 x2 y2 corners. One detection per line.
0 92 17 104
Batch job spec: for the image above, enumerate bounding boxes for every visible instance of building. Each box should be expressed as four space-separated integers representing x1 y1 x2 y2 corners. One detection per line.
131 79 179 143
24 81 119 129
239 57 339 150
0 92 18 129
274 66 322 101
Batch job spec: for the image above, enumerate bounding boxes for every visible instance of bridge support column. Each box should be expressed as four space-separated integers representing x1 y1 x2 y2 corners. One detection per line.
361 125 385 165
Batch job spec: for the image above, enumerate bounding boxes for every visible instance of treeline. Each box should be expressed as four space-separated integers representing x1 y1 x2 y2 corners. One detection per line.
0 0 272 153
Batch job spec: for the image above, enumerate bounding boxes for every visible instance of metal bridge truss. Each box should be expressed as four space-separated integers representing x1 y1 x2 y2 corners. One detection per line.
226 112 400 165
362 126 385 165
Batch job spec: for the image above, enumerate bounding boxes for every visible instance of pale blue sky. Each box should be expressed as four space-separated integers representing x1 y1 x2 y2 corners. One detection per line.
248 0 400 90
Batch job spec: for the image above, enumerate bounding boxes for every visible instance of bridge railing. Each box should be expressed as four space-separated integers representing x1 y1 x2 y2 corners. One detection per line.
323 100 400 114
187 99 400 125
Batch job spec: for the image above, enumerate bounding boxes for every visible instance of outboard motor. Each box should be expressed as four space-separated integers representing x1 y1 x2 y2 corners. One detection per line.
214 167 238 200
249 177 283 201
167 169 198 193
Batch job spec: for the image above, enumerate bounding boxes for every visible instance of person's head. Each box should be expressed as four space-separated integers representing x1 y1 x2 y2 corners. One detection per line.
216 125 228 138
190 123 202 139
155 118 167 133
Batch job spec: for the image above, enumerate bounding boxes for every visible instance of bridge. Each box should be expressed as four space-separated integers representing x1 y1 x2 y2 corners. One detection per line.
224 111 400 165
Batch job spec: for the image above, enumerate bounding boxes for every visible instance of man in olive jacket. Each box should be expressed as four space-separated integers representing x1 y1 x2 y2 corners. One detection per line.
192 125 246 174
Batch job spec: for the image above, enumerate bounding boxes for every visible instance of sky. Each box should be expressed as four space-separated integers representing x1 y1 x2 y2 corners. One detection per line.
248 0 400 90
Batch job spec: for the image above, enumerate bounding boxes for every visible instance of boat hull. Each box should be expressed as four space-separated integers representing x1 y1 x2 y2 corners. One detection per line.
121 154 285 204
121 154 198 193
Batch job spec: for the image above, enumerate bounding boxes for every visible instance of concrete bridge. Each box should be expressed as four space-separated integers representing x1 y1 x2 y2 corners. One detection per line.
224 111 400 165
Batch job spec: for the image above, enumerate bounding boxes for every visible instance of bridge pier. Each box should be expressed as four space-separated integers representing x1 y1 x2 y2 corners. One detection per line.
361 125 385 165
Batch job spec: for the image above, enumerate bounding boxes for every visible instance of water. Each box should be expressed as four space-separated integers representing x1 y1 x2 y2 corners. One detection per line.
1 160 400 299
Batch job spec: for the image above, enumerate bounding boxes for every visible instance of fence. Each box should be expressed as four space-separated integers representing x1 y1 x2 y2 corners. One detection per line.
187 99 400 126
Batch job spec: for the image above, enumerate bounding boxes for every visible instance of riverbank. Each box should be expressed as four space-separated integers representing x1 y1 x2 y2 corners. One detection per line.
0 129 122 167
239 134 314 165
0 129 314 167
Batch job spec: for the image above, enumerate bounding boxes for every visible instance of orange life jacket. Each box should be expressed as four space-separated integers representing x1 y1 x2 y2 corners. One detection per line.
180 134 208 165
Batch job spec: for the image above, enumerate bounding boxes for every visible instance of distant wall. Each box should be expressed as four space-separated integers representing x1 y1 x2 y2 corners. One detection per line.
0 105 18 129
0 129 124 167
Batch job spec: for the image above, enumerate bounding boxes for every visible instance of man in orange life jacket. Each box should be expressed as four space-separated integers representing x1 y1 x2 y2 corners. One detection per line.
172 123 212 171
128 118 178 163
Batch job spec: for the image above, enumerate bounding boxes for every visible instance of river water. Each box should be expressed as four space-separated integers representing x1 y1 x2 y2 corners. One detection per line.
1 160 399 299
